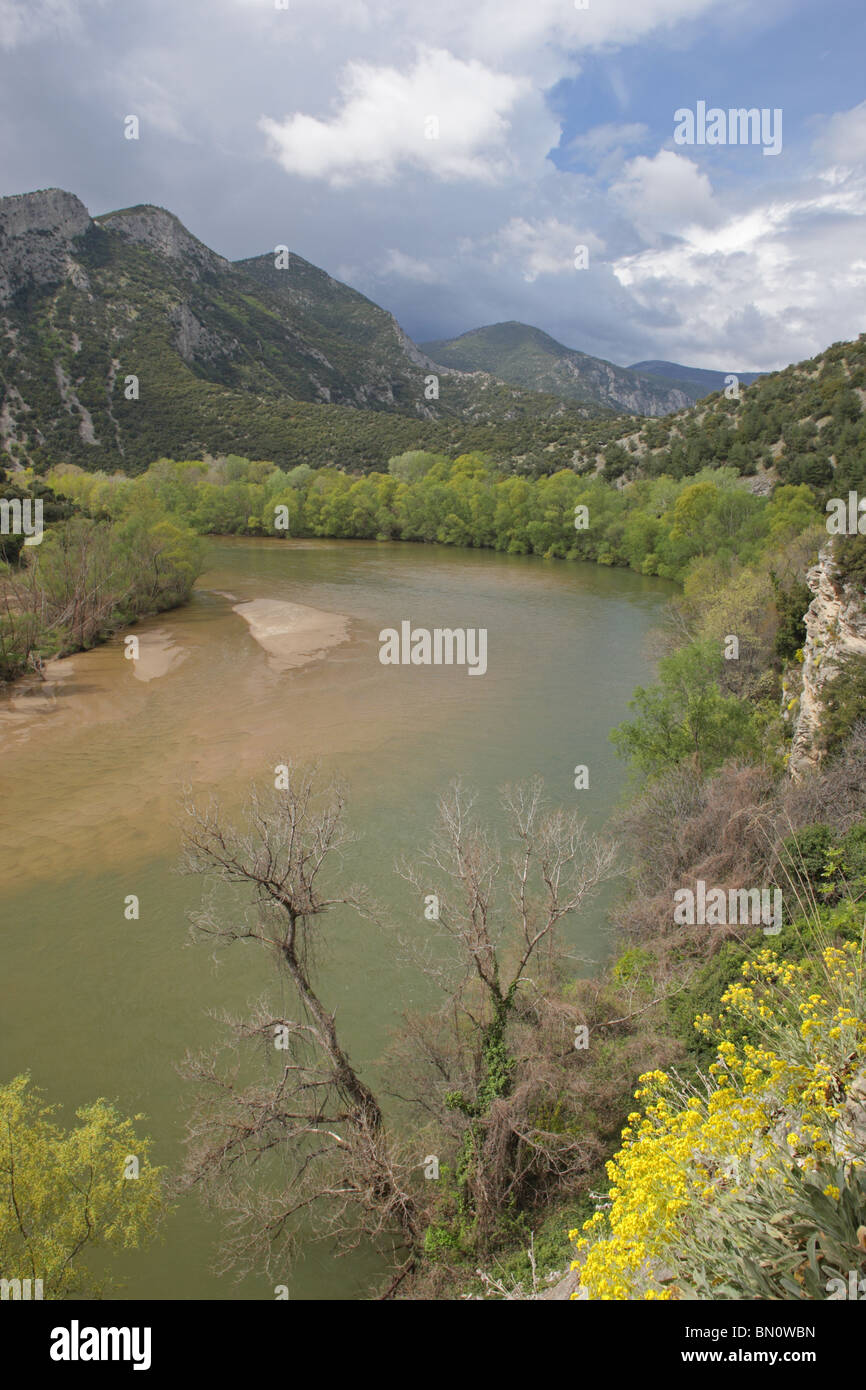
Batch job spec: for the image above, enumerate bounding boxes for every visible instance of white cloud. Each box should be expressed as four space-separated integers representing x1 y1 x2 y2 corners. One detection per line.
258 47 533 187
568 122 649 161
812 99 866 174
611 149 718 240
380 249 439 282
0 0 104 49
379 0 730 75
478 217 606 282
610 134 866 367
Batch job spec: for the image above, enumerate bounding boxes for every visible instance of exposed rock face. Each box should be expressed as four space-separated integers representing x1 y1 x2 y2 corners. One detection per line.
390 318 441 374
0 187 616 472
0 188 92 304
789 546 866 778
169 301 239 365
95 205 229 279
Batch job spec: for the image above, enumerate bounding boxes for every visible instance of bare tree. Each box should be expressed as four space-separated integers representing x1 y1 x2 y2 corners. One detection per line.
178 767 617 1285
178 764 423 1286
393 777 617 1245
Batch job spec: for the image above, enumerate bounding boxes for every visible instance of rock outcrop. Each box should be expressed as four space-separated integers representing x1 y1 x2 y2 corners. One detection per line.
96 204 229 280
788 546 866 778
0 188 92 305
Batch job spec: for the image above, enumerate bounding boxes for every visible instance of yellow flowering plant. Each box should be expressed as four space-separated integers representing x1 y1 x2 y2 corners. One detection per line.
570 940 866 1300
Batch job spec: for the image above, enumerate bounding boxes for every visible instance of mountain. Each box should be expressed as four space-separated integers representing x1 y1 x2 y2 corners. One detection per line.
420 322 693 416
589 334 866 494
629 359 763 399
0 190 604 475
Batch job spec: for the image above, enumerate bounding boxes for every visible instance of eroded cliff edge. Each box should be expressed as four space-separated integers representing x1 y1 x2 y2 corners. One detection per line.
789 544 866 778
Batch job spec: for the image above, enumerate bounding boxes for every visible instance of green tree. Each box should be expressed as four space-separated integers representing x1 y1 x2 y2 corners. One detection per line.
387 450 446 484
818 655 866 756
0 1075 164 1298
611 639 760 777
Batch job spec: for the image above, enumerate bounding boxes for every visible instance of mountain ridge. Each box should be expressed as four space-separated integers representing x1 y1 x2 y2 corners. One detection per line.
629 358 764 397
421 321 695 415
0 188 609 473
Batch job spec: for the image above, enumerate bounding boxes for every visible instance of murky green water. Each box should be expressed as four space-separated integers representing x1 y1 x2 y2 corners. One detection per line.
0 539 672 1299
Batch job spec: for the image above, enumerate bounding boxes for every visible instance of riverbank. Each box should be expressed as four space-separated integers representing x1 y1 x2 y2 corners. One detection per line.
0 509 204 685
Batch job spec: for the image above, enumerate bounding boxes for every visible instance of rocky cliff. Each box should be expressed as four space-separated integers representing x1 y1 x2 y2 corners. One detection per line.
0 187 597 473
788 545 866 777
0 188 91 305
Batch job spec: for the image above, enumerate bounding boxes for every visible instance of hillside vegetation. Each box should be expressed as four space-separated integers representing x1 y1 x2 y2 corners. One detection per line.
421 321 694 414
0 191 609 475
593 335 866 501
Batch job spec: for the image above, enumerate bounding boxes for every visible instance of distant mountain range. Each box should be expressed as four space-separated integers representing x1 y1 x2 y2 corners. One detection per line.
422 322 763 412
1 189 607 473
421 322 695 415
0 188 764 476
628 360 763 397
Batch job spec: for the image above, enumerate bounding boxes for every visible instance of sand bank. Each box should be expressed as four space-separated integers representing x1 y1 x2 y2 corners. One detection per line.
231 597 351 671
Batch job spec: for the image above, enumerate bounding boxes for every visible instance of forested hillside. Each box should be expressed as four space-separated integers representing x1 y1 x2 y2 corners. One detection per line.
594 336 866 500
421 321 694 414
0 190 608 475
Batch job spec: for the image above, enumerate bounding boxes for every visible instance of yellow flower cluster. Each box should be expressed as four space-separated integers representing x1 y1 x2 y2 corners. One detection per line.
570 942 866 1300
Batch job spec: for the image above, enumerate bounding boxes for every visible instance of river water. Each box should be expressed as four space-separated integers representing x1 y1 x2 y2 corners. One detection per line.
0 538 671 1299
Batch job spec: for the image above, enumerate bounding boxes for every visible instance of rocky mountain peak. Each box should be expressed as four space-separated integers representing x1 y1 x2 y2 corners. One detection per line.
0 188 92 304
95 204 229 278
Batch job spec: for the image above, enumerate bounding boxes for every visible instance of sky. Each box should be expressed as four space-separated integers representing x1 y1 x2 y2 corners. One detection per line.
1 0 865 371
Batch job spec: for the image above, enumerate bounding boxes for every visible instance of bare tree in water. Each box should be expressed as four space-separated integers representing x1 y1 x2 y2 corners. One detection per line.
392 777 616 1247
179 765 615 1290
179 764 422 1291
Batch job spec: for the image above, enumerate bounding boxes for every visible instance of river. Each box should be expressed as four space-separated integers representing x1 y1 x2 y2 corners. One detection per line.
0 537 672 1299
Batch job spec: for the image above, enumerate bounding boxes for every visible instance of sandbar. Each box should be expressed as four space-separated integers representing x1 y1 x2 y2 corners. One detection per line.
231 597 351 671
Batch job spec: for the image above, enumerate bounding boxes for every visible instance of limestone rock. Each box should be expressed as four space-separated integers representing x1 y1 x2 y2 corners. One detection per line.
789 546 866 778
0 188 92 305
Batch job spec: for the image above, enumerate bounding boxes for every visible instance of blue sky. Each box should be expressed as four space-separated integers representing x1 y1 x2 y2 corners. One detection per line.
1 0 864 371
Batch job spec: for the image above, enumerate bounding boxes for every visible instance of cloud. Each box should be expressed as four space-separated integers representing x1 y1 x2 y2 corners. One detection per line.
610 135 866 367
0 0 104 49
109 66 194 142
812 99 866 174
258 47 532 186
379 0 731 75
567 122 650 162
380 249 439 283
475 217 606 282
610 149 719 241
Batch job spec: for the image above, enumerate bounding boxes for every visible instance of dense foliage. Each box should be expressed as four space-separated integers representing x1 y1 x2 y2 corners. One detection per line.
48 452 820 585
595 335 866 496
0 1074 164 1298
0 477 204 682
572 936 866 1300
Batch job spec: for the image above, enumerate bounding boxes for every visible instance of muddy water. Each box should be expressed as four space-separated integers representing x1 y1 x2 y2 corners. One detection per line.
0 538 671 1299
